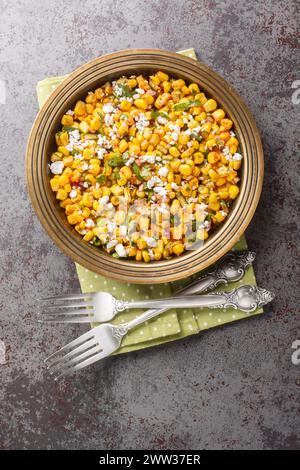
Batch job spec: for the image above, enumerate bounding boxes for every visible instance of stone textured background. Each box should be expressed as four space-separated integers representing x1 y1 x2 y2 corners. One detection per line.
0 0 299 450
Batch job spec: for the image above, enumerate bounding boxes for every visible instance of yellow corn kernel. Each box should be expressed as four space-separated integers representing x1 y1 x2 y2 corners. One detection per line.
90 116 101 131
50 177 60 191
120 166 132 179
228 185 240 199
170 160 181 172
81 193 94 207
136 190 145 198
117 173 127 186
189 83 200 94
142 250 151 262
172 243 184 256
162 81 171 93
179 164 192 176
120 100 131 111
86 103 94 114
149 133 160 147
196 228 209 240
156 71 169 82
79 121 90 133
82 207 91 218
207 151 220 164
181 183 192 197
57 146 70 156
181 148 194 159
62 156 73 168
61 114 74 126
89 163 101 176
110 184 123 196
83 230 94 242
220 118 233 131
206 139 216 149
118 139 128 153
203 99 217 112
212 109 225 121
193 152 204 164
137 239 147 250
67 212 82 225
128 78 137 88
51 152 63 162
58 174 69 186
169 146 180 157
83 148 94 160
214 211 226 223
215 177 227 187
232 159 242 170
118 122 128 137
134 98 148 110
143 94 155 105
172 79 185 89
74 100 86 116
135 250 142 262
128 246 137 257
208 196 220 212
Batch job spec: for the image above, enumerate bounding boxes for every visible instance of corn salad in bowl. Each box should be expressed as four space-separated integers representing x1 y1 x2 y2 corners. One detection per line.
49 71 242 262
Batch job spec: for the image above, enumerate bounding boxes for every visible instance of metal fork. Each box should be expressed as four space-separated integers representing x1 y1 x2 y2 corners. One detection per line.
39 251 256 323
45 284 274 379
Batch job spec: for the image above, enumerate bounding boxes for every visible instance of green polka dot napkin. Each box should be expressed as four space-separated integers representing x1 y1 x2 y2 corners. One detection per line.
36 48 263 354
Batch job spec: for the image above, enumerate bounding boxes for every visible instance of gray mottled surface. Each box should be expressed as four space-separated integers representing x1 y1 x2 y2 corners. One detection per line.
0 0 299 450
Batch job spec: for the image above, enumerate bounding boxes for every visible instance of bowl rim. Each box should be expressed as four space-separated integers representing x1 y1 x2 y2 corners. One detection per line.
26 48 264 284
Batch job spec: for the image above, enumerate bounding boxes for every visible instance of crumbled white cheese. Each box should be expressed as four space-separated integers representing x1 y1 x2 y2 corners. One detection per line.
99 195 109 205
50 161 64 174
141 154 156 164
230 131 236 137
97 148 107 159
83 182 89 188
145 237 157 248
103 103 115 113
107 239 118 250
66 109 74 116
157 116 168 125
69 190 77 199
115 244 127 257
153 186 167 197
158 167 168 177
147 176 162 189
125 157 135 167
171 182 179 190
135 88 145 94
85 218 95 228
233 153 243 161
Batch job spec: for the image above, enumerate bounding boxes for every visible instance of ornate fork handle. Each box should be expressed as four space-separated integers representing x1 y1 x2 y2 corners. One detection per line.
120 286 274 331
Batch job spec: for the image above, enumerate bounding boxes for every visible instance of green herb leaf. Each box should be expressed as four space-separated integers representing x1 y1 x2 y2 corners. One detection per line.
150 110 169 120
114 83 135 98
62 126 79 133
107 153 124 166
132 163 143 180
173 99 201 111
96 174 106 184
190 131 202 141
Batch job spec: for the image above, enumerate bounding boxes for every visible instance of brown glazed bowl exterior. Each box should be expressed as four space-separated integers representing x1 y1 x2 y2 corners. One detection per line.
26 49 264 284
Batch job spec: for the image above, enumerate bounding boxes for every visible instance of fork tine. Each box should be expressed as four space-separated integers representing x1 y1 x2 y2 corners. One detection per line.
39 308 94 316
47 337 98 369
40 292 95 302
39 302 94 310
38 316 92 323
49 344 101 374
44 330 96 363
54 350 108 380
